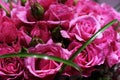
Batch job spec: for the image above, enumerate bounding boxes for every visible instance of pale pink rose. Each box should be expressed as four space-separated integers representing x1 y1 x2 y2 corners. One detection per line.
0 16 18 44
68 41 105 76
26 44 70 78
31 21 50 43
61 15 101 41
0 57 25 80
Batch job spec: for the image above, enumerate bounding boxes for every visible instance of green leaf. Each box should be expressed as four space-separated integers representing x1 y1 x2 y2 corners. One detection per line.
0 53 81 72
59 19 117 73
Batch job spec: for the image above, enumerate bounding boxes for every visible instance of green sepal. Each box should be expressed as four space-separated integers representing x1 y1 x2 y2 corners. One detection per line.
31 2 44 20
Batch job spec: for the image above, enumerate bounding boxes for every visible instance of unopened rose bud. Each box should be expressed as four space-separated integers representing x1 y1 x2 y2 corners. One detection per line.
21 0 26 6
30 37 44 46
31 2 44 20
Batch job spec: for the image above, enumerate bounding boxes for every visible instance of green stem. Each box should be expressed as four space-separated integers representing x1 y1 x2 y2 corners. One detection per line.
0 53 81 72
59 19 117 73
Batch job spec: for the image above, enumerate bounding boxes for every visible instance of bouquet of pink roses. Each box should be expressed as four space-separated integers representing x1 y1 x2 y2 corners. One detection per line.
0 0 120 80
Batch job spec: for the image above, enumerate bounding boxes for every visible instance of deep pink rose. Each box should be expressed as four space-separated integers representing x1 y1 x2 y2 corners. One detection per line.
0 43 24 80
65 0 74 6
0 16 18 44
44 4 74 21
0 57 25 80
37 0 56 10
75 0 101 16
26 44 70 78
0 44 20 55
0 9 6 17
68 41 105 76
18 27 32 47
31 21 50 43
29 0 56 10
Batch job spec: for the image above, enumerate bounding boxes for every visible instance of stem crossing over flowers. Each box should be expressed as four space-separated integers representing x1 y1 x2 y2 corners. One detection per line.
0 0 119 80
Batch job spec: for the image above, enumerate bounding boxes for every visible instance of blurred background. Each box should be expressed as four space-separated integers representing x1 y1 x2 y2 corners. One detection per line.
94 0 120 11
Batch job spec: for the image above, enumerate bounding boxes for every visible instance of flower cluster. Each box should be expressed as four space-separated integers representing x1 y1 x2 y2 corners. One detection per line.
0 0 120 80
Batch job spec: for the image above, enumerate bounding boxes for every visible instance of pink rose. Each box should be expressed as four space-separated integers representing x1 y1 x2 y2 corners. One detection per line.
61 15 101 41
0 16 18 44
0 44 20 55
94 26 117 44
0 9 6 17
29 0 56 10
75 0 101 16
68 41 105 68
0 57 25 80
75 1 119 26
100 3 120 22
11 5 36 24
26 44 70 78
30 21 50 43
68 41 105 76
61 15 117 44
105 41 120 67
44 4 74 21
37 0 56 10
18 27 32 47
65 0 74 6
0 43 24 79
